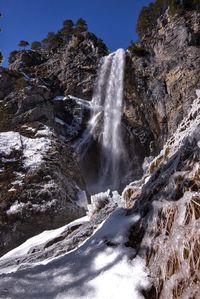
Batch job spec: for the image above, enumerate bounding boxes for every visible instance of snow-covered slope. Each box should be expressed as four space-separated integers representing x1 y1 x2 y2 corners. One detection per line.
0 205 150 299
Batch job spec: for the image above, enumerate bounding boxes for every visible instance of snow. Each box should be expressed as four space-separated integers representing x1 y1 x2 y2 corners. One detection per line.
53 96 65 101
11 179 24 186
0 216 89 269
0 132 21 156
53 95 91 109
22 135 51 169
6 197 57 217
0 208 150 298
147 91 200 174
6 201 26 216
87 190 111 216
196 89 200 98
0 131 52 170
54 117 66 126
68 95 91 109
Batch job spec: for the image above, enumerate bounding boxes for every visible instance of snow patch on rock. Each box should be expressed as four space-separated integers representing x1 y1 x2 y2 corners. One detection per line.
0 129 52 170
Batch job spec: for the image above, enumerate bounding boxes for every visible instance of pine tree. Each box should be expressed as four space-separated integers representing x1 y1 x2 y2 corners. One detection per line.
58 19 74 41
42 32 62 50
31 41 42 50
74 18 88 34
18 40 29 49
136 0 200 38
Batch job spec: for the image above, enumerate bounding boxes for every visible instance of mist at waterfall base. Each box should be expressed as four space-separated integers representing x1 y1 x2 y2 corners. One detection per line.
75 49 130 194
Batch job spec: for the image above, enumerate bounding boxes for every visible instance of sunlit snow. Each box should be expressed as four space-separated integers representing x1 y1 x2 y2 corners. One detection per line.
0 130 52 169
0 209 149 299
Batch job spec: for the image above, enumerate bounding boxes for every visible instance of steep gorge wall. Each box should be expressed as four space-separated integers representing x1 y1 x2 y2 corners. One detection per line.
0 10 199 258
0 33 108 256
123 10 200 181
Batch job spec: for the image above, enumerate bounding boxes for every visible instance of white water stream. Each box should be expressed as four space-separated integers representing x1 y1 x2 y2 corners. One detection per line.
75 48 126 192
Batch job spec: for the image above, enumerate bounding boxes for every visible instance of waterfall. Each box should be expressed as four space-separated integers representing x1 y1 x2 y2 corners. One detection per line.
75 48 126 193
98 49 125 189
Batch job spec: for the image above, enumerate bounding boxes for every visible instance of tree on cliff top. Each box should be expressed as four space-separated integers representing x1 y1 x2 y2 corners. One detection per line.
31 41 42 51
74 18 88 35
42 32 62 50
58 19 74 41
136 0 200 38
18 40 29 49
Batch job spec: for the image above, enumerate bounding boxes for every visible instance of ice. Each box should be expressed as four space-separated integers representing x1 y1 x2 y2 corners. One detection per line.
53 95 91 109
53 96 65 101
87 190 111 216
0 216 89 272
6 201 26 216
67 95 91 109
0 209 149 298
76 190 88 208
74 111 102 154
54 117 66 126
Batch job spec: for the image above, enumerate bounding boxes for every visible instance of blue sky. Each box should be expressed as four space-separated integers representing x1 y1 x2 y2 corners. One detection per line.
0 0 152 66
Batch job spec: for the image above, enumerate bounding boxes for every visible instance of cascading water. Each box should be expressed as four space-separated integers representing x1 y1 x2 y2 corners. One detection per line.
75 48 127 193
99 49 126 189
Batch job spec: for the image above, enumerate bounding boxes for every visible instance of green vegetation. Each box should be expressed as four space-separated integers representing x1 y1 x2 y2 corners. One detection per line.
18 40 29 49
74 18 88 35
58 19 74 41
31 41 42 50
15 17 88 54
136 0 200 38
42 32 62 50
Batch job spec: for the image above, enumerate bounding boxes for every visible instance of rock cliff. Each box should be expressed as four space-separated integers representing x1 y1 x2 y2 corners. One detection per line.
0 32 108 255
0 11 199 299
123 10 200 181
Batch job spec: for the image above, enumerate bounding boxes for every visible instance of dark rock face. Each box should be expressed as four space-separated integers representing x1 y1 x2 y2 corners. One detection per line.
0 10 199 258
123 93 200 298
0 101 87 255
0 124 86 256
9 32 108 99
123 11 200 180
0 32 107 256
9 50 44 71
0 67 27 101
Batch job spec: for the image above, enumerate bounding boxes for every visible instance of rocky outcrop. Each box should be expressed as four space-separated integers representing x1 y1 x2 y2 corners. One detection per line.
123 10 200 180
0 67 28 101
9 50 44 71
0 31 107 256
0 121 86 256
0 78 91 255
0 91 199 298
9 32 108 99
123 91 200 298
0 9 199 263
